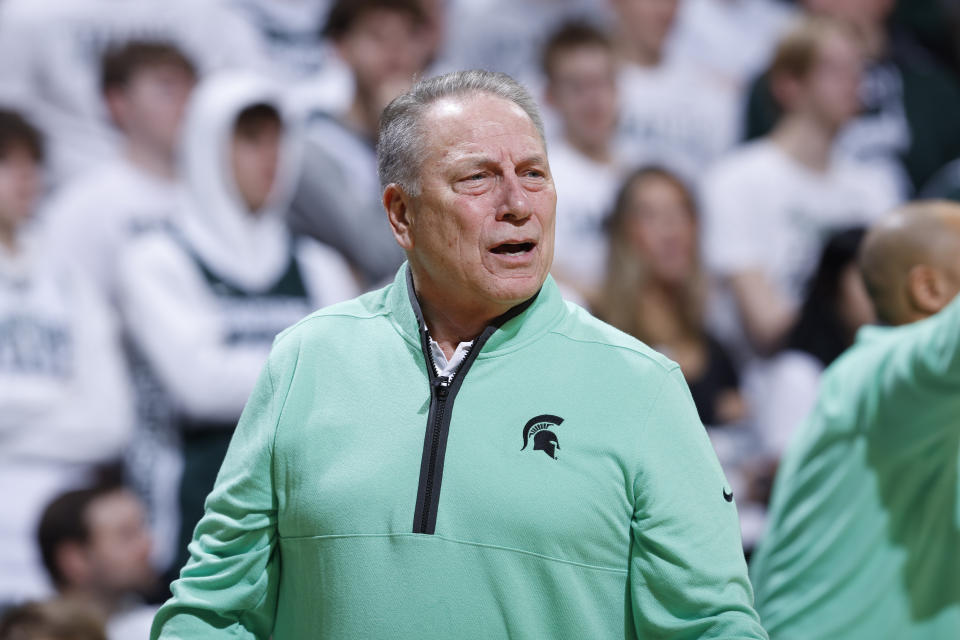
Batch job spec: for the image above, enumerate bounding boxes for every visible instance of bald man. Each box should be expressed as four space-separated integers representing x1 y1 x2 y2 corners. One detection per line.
749 200 960 639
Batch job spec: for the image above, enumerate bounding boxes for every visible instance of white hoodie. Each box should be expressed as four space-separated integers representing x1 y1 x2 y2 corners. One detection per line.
119 70 358 424
117 71 357 571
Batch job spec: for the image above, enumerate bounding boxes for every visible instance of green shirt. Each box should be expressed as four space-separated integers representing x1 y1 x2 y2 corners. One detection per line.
750 293 960 638
151 266 766 639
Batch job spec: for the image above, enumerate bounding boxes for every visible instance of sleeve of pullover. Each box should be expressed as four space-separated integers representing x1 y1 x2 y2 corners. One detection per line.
630 366 769 639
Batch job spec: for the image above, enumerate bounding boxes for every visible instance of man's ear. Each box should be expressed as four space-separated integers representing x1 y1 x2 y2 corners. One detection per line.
906 263 951 317
384 183 415 251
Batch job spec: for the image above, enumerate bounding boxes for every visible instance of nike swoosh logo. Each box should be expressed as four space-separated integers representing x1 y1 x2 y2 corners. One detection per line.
723 488 734 502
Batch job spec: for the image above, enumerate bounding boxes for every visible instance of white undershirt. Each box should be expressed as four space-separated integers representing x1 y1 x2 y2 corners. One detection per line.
427 336 474 378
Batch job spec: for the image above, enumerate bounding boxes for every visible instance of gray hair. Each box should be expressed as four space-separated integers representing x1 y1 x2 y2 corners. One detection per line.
377 70 547 196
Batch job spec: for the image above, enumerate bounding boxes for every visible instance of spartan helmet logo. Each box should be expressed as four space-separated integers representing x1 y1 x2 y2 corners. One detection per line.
521 414 564 460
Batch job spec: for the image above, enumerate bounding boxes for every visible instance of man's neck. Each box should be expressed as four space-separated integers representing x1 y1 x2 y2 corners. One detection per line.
125 141 177 181
770 114 836 173
418 294 498 360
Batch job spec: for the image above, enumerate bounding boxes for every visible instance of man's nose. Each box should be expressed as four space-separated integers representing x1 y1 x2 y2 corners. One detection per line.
496 172 533 223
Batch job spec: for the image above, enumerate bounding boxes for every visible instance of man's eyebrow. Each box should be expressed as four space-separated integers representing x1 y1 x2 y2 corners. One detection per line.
450 153 548 167
518 154 548 166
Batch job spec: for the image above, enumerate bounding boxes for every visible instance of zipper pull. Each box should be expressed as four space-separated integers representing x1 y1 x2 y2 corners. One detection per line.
434 375 451 399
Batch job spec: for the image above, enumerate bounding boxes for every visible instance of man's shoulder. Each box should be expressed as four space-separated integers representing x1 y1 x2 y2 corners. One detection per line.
551 301 680 376
274 284 393 346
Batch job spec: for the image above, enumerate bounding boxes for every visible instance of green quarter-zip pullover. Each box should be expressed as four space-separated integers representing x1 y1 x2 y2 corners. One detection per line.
152 265 766 639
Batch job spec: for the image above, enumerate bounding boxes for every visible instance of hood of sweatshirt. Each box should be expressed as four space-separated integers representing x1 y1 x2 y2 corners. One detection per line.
176 70 302 290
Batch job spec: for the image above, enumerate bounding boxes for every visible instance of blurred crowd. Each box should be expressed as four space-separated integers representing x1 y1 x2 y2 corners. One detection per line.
1 0 959 637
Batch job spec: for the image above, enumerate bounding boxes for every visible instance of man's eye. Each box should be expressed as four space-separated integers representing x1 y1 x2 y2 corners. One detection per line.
524 169 545 178
467 173 485 181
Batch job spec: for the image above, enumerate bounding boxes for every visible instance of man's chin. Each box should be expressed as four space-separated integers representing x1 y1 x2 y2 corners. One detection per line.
482 272 546 308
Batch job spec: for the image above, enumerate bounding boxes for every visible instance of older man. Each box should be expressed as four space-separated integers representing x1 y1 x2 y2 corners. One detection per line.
151 70 765 639
750 201 960 639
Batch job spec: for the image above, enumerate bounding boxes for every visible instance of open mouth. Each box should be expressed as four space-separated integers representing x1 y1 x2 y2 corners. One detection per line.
490 241 536 255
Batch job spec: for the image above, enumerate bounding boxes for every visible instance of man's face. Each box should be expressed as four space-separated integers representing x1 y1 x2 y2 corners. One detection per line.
83 490 155 596
336 10 425 108
802 30 863 130
548 45 618 150
109 64 195 156
231 118 282 212
0 146 41 233
402 94 556 311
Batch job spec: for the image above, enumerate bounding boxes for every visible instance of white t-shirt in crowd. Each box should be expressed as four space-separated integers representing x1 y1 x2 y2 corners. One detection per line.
0 0 269 185
41 160 181 304
700 139 900 360
549 136 627 293
617 59 740 189
702 139 899 306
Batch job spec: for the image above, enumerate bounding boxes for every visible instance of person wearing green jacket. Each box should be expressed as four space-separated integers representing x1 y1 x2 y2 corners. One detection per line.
750 200 960 638
151 69 766 639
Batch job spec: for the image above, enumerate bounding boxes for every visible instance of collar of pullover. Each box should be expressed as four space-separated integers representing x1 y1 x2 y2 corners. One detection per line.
385 262 566 359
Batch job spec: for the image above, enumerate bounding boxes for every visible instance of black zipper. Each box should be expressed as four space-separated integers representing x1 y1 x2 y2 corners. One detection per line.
417 375 451 534
406 269 537 534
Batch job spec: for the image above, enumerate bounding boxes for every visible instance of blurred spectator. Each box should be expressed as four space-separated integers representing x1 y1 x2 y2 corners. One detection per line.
596 167 745 428
701 16 898 363
668 0 797 92
750 227 872 456
40 41 196 576
542 22 627 303
288 0 429 285
744 0 960 198
0 0 268 186
0 110 132 606
0 599 106 640
611 0 741 187
117 72 358 575
37 481 157 640
42 41 197 304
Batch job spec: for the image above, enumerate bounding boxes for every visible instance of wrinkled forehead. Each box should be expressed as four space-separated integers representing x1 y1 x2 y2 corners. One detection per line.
420 93 544 155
